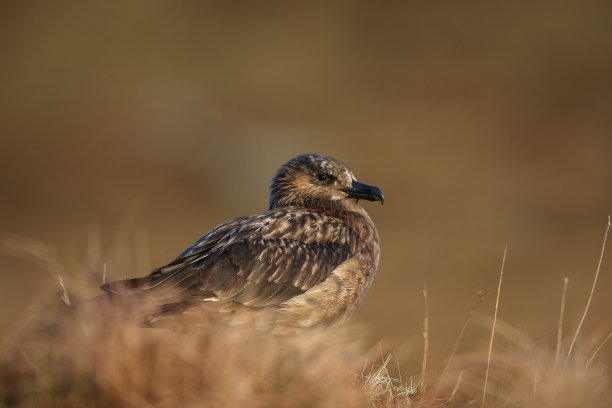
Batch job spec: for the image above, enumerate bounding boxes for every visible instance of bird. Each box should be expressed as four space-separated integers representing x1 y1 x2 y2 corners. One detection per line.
100 153 383 333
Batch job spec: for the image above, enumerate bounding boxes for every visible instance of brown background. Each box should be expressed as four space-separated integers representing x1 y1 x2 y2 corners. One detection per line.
1 2 611 374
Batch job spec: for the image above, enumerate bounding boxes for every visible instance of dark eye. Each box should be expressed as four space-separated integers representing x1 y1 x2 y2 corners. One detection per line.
317 173 332 182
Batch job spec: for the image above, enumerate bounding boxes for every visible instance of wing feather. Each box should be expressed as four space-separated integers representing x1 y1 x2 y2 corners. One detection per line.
101 209 356 308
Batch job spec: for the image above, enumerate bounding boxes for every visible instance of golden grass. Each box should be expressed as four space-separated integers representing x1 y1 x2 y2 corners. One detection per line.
482 245 507 407
563 216 610 375
555 276 569 366
421 286 429 390
1 220 610 407
1 296 369 407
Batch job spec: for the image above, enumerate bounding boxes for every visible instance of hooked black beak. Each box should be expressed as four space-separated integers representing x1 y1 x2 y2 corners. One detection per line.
341 180 384 204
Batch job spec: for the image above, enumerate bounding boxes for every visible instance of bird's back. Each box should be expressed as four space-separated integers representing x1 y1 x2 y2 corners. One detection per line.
101 207 378 327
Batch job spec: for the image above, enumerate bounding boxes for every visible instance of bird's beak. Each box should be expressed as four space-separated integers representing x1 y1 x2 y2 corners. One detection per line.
341 180 384 204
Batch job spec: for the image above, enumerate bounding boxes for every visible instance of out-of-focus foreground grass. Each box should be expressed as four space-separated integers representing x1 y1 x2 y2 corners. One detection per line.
0 233 609 407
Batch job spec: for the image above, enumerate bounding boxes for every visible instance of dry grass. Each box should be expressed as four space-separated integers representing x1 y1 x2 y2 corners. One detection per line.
1 294 369 407
482 246 507 407
1 222 610 408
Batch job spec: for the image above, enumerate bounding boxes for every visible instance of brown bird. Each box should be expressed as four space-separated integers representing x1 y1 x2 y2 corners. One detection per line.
101 154 383 333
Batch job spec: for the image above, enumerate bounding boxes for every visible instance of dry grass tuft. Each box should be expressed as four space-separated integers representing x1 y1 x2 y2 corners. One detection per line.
361 353 424 407
436 317 611 408
1 294 370 407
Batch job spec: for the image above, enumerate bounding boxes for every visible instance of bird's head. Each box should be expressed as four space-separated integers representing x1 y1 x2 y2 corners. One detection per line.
269 154 384 212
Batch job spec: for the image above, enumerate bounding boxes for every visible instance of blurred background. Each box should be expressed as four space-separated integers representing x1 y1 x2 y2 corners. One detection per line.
1 2 611 374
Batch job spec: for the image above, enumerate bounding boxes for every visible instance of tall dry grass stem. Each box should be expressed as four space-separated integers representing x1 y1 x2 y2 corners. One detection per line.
563 216 610 374
421 285 429 389
482 245 508 408
451 370 464 397
584 331 612 372
555 277 569 366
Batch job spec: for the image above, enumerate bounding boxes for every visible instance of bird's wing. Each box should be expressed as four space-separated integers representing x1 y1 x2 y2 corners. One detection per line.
100 210 355 307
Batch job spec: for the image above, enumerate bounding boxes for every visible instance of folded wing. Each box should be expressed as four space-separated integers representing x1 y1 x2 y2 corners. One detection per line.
100 211 354 308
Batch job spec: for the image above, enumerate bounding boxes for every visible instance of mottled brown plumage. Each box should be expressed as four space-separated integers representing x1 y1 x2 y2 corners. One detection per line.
101 154 383 333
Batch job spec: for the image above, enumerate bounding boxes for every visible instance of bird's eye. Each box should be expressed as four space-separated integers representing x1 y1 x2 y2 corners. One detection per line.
317 173 332 182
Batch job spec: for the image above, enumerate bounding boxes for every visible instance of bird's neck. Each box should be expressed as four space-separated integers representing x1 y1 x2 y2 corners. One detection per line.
277 200 378 243
272 198 358 220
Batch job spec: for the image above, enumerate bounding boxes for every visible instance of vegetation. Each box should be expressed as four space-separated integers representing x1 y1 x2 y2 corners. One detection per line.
1 222 609 407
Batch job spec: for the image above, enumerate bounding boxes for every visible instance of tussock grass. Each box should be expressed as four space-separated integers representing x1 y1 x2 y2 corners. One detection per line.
1 220 610 407
1 295 368 407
